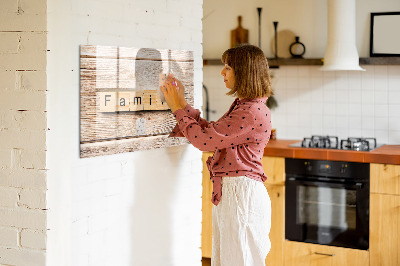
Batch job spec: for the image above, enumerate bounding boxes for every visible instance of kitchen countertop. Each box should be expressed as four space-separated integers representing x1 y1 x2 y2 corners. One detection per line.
263 139 400 165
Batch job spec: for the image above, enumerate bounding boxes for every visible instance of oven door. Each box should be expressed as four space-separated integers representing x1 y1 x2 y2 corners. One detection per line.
285 177 369 250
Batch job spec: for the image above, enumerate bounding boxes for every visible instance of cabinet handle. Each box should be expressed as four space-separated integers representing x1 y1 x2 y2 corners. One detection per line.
314 252 335 257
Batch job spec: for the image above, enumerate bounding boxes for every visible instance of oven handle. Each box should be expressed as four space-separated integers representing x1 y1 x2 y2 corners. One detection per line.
286 177 364 189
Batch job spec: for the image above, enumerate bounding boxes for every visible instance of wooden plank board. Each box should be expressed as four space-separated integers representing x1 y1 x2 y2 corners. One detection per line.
79 45 194 158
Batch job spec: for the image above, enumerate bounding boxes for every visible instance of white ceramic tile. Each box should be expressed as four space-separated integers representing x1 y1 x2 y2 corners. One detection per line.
323 115 336 129
298 101 312 115
311 102 324 113
298 77 311 89
361 90 375 104
348 70 362 82
361 75 374 91
348 103 362 116
275 126 287 139
361 129 375 138
335 72 348 90
323 87 336 103
323 103 336 115
375 104 389 117
388 91 400 104
311 87 323 101
348 90 362 103
388 76 400 91
336 90 349 103
374 90 388 104
388 117 400 131
298 67 311 78
374 65 388 78
374 117 389 130
298 89 313 103
322 127 337 136
388 65 400 76
323 76 336 91
311 127 324 136
349 128 362 137
285 66 298 77
286 77 299 89
273 76 287 90
388 104 400 117
336 128 349 140
287 113 300 127
361 103 374 117
374 130 389 144
348 75 362 90
362 65 375 74
286 126 301 139
310 66 324 77
388 131 400 144
336 103 349 116
311 114 324 128
362 116 375 130
374 77 388 91
336 115 348 128
310 77 324 90
296 127 312 137
322 70 335 78
348 116 362 129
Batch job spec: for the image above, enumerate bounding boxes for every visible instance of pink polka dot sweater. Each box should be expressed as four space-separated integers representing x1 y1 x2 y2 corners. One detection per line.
169 97 272 206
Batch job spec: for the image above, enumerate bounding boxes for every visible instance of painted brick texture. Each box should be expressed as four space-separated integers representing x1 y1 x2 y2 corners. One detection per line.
46 0 203 265
0 0 47 265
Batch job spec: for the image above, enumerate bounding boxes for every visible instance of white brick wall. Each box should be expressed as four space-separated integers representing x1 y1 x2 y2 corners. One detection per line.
0 0 47 265
46 0 203 266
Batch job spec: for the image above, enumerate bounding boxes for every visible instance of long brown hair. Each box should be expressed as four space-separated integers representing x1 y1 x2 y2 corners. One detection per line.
221 44 273 99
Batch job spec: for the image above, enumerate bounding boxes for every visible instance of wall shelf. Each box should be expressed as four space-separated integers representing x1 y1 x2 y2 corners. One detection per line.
203 57 400 67
359 57 400 65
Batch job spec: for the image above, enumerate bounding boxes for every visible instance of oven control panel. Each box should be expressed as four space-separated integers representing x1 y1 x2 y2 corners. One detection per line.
286 158 369 180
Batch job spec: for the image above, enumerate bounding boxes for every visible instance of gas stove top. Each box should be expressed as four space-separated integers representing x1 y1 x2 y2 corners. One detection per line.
289 135 382 151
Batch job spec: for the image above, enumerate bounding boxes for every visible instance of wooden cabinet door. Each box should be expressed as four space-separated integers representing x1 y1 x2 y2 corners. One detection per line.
370 193 400 266
370 163 400 195
202 152 213 258
284 241 369 266
262 156 285 186
264 184 284 266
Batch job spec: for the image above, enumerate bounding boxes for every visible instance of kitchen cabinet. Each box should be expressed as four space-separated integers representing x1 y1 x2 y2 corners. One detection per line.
370 163 400 195
202 152 213 258
284 241 369 266
261 156 285 266
201 153 286 266
370 163 400 266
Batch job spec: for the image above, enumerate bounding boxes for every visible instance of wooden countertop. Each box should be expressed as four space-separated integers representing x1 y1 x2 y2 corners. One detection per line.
263 139 400 165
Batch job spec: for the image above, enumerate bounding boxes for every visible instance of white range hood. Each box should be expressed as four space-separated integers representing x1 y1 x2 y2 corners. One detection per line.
320 0 365 71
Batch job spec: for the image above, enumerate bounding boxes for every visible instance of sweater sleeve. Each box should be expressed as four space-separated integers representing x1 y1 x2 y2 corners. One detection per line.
169 104 211 137
172 106 256 152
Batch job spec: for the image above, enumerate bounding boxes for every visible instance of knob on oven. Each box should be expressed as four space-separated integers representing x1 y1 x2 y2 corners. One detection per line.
304 161 312 171
340 163 347 174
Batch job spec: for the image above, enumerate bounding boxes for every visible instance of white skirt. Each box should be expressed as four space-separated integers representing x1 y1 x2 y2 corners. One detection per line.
212 176 271 266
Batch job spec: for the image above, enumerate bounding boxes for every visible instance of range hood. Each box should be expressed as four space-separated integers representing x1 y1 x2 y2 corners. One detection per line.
320 0 365 71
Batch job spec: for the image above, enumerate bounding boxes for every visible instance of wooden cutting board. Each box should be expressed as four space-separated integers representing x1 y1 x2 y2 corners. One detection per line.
231 16 249 48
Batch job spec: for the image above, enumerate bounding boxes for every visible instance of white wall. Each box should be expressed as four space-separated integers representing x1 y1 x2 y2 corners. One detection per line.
46 0 203 265
0 0 48 265
203 0 400 145
203 0 400 58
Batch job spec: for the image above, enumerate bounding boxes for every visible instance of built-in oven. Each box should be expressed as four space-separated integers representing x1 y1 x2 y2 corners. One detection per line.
285 158 370 250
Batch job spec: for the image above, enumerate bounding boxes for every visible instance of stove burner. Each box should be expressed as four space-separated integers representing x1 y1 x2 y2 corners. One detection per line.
340 137 377 151
301 135 339 149
295 136 378 151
